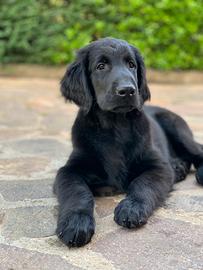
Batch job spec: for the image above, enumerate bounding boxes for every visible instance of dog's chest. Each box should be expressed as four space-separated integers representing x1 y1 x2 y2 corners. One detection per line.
96 124 140 190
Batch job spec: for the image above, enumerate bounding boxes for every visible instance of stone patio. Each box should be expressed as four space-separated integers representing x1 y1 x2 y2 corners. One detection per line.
0 77 202 270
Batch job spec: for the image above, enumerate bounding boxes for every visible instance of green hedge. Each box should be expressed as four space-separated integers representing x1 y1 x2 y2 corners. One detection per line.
1 0 203 70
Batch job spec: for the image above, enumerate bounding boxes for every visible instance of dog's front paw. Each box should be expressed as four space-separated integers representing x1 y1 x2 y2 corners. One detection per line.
114 198 148 229
56 212 95 247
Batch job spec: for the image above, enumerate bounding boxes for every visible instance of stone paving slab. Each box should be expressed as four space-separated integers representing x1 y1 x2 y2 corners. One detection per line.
0 179 54 201
0 244 82 270
93 218 203 270
0 77 203 270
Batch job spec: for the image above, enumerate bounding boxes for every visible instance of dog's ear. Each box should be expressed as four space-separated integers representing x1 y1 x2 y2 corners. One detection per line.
60 47 92 113
130 46 151 103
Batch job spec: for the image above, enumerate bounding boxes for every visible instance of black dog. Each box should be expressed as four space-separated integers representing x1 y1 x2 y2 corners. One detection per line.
54 38 203 247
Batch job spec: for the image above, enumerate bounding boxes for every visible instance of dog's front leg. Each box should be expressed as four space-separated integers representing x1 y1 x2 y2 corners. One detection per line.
114 153 174 228
54 165 95 247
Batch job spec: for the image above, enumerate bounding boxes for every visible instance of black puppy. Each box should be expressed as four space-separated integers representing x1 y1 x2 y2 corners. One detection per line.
54 38 203 247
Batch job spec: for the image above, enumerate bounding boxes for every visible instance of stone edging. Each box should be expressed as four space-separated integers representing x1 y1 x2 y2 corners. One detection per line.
0 64 203 84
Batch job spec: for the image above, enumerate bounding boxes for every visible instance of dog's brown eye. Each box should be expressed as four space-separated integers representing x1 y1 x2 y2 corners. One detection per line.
96 63 105 70
128 61 136 68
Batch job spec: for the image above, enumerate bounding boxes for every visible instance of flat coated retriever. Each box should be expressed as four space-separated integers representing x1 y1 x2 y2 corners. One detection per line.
54 38 203 247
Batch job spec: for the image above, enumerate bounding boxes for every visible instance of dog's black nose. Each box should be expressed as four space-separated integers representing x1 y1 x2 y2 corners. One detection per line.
116 87 136 97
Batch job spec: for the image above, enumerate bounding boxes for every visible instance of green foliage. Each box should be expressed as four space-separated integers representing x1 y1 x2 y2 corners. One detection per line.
0 0 203 69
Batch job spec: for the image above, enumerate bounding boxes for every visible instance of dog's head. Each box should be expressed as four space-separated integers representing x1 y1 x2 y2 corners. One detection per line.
61 38 150 113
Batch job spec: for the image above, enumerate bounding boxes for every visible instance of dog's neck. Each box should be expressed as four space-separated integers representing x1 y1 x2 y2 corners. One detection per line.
86 105 147 130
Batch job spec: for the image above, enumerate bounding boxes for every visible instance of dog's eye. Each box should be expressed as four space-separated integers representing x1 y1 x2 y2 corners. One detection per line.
128 61 136 69
96 63 106 70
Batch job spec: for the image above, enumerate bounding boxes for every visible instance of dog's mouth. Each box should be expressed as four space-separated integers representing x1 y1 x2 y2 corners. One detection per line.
112 105 135 113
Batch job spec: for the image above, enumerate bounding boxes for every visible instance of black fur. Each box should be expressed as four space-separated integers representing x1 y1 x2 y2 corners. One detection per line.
54 38 203 247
